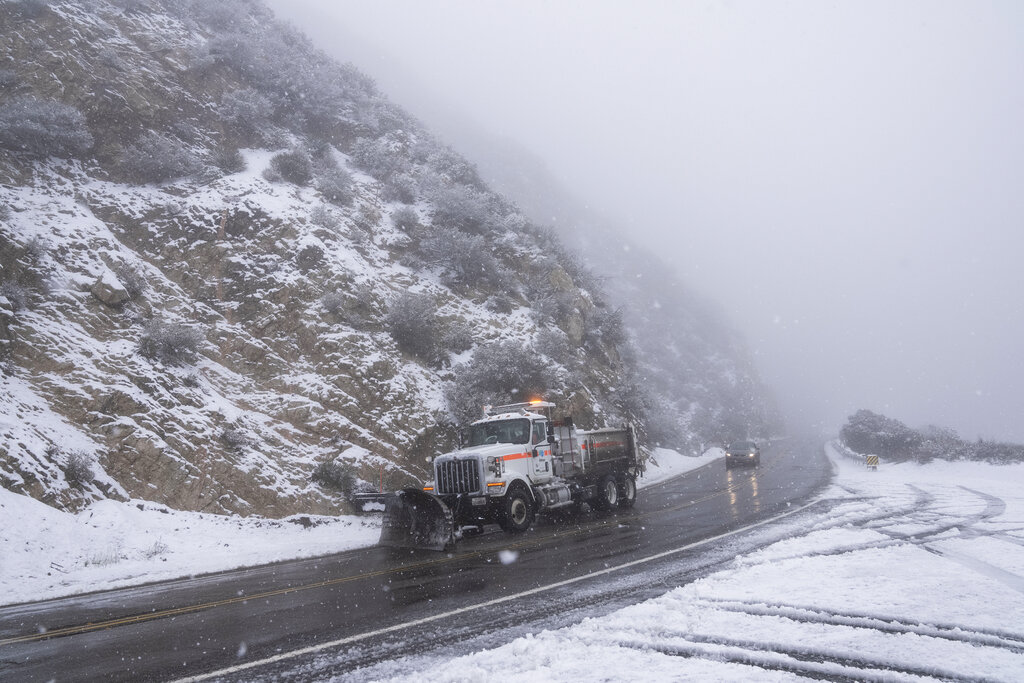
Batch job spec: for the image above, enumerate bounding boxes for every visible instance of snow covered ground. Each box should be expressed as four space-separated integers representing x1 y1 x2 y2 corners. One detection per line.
0 446 719 607
370 442 1024 682
7 442 1024 681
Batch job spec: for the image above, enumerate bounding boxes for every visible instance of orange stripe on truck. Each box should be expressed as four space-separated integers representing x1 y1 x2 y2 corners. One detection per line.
499 452 532 461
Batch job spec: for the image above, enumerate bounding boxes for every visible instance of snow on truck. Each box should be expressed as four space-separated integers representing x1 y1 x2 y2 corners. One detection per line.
380 401 641 550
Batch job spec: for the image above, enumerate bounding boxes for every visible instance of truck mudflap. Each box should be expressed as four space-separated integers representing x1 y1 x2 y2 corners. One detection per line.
379 488 456 551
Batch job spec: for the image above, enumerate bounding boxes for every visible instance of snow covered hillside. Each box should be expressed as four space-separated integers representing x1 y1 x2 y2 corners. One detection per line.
0 0 775 520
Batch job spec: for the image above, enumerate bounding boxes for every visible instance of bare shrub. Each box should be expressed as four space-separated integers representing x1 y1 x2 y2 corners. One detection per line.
114 262 149 301
64 450 95 487
221 427 251 451
138 318 203 365
353 204 381 232
296 244 324 270
311 459 356 497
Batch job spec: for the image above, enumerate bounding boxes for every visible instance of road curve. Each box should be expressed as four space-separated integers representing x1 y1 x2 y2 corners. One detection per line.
0 437 831 682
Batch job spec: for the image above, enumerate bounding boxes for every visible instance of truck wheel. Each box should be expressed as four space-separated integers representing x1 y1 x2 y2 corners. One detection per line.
593 474 619 511
618 475 637 508
500 488 534 532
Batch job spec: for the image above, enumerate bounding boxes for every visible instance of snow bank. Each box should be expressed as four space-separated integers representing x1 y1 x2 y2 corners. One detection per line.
0 487 378 606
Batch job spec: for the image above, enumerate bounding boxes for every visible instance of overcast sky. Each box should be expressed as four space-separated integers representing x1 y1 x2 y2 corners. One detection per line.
267 0 1024 442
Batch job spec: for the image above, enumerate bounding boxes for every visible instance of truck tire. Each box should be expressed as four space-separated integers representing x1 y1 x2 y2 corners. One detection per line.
618 475 637 508
500 487 534 532
593 474 619 511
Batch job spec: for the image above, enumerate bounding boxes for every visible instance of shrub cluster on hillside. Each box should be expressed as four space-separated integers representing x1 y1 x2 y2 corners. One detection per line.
445 341 556 426
138 318 204 366
840 409 1024 464
0 95 93 157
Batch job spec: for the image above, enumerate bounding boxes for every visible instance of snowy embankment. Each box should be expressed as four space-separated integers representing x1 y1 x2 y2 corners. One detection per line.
0 447 719 606
377 442 1024 682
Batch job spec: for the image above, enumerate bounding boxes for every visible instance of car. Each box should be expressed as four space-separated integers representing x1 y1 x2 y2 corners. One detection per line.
725 440 761 469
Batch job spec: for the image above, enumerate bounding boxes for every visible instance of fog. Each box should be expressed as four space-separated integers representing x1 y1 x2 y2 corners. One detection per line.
267 0 1024 442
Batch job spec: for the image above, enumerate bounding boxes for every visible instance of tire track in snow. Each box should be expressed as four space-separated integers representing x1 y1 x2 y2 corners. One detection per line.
608 634 997 683
693 597 1024 654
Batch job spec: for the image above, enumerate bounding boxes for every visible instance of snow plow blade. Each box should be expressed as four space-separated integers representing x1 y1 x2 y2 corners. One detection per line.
379 488 455 551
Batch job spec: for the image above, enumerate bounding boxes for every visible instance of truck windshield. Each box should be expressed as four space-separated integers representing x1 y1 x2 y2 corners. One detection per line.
465 418 531 446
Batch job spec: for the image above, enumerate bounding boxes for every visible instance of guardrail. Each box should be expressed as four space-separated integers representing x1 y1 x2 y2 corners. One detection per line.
829 440 880 470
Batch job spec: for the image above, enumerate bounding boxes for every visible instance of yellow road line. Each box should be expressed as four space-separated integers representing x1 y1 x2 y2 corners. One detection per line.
0 461 748 647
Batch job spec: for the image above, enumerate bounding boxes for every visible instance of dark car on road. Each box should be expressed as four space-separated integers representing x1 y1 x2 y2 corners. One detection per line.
725 440 761 469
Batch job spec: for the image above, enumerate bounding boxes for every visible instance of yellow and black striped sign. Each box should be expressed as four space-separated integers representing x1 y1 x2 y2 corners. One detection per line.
866 455 879 469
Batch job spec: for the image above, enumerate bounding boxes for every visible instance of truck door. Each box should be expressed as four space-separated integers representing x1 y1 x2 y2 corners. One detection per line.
531 420 552 478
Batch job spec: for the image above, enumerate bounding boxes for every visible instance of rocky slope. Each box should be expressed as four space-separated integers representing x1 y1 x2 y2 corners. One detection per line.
0 0 776 517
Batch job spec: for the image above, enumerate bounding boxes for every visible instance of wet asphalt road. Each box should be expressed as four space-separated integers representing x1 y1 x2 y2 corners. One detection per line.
0 438 831 682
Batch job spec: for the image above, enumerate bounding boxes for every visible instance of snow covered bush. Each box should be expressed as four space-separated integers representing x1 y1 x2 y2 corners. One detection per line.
442 320 474 355
426 183 495 234
320 290 345 315
212 146 246 174
218 88 276 142
316 168 355 206
265 147 313 186
138 318 204 365
310 204 340 230
391 206 419 232
118 132 203 184
536 327 571 363
418 226 504 290
840 410 921 461
0 95 93 157
385 292 442 363
445 341 556 425
0 281 29 313
382 172 417 204
350 136 410 181
584 306 627 352
486 294 515 314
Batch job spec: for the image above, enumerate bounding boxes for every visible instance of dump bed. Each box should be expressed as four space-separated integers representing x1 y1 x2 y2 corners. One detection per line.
580 427 637 469
551 423 638 482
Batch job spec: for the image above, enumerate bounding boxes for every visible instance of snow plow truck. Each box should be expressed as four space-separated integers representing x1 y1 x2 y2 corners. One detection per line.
380 401 641 551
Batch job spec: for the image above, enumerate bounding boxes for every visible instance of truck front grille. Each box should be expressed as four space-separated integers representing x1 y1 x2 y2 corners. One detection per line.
436 459 481 495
